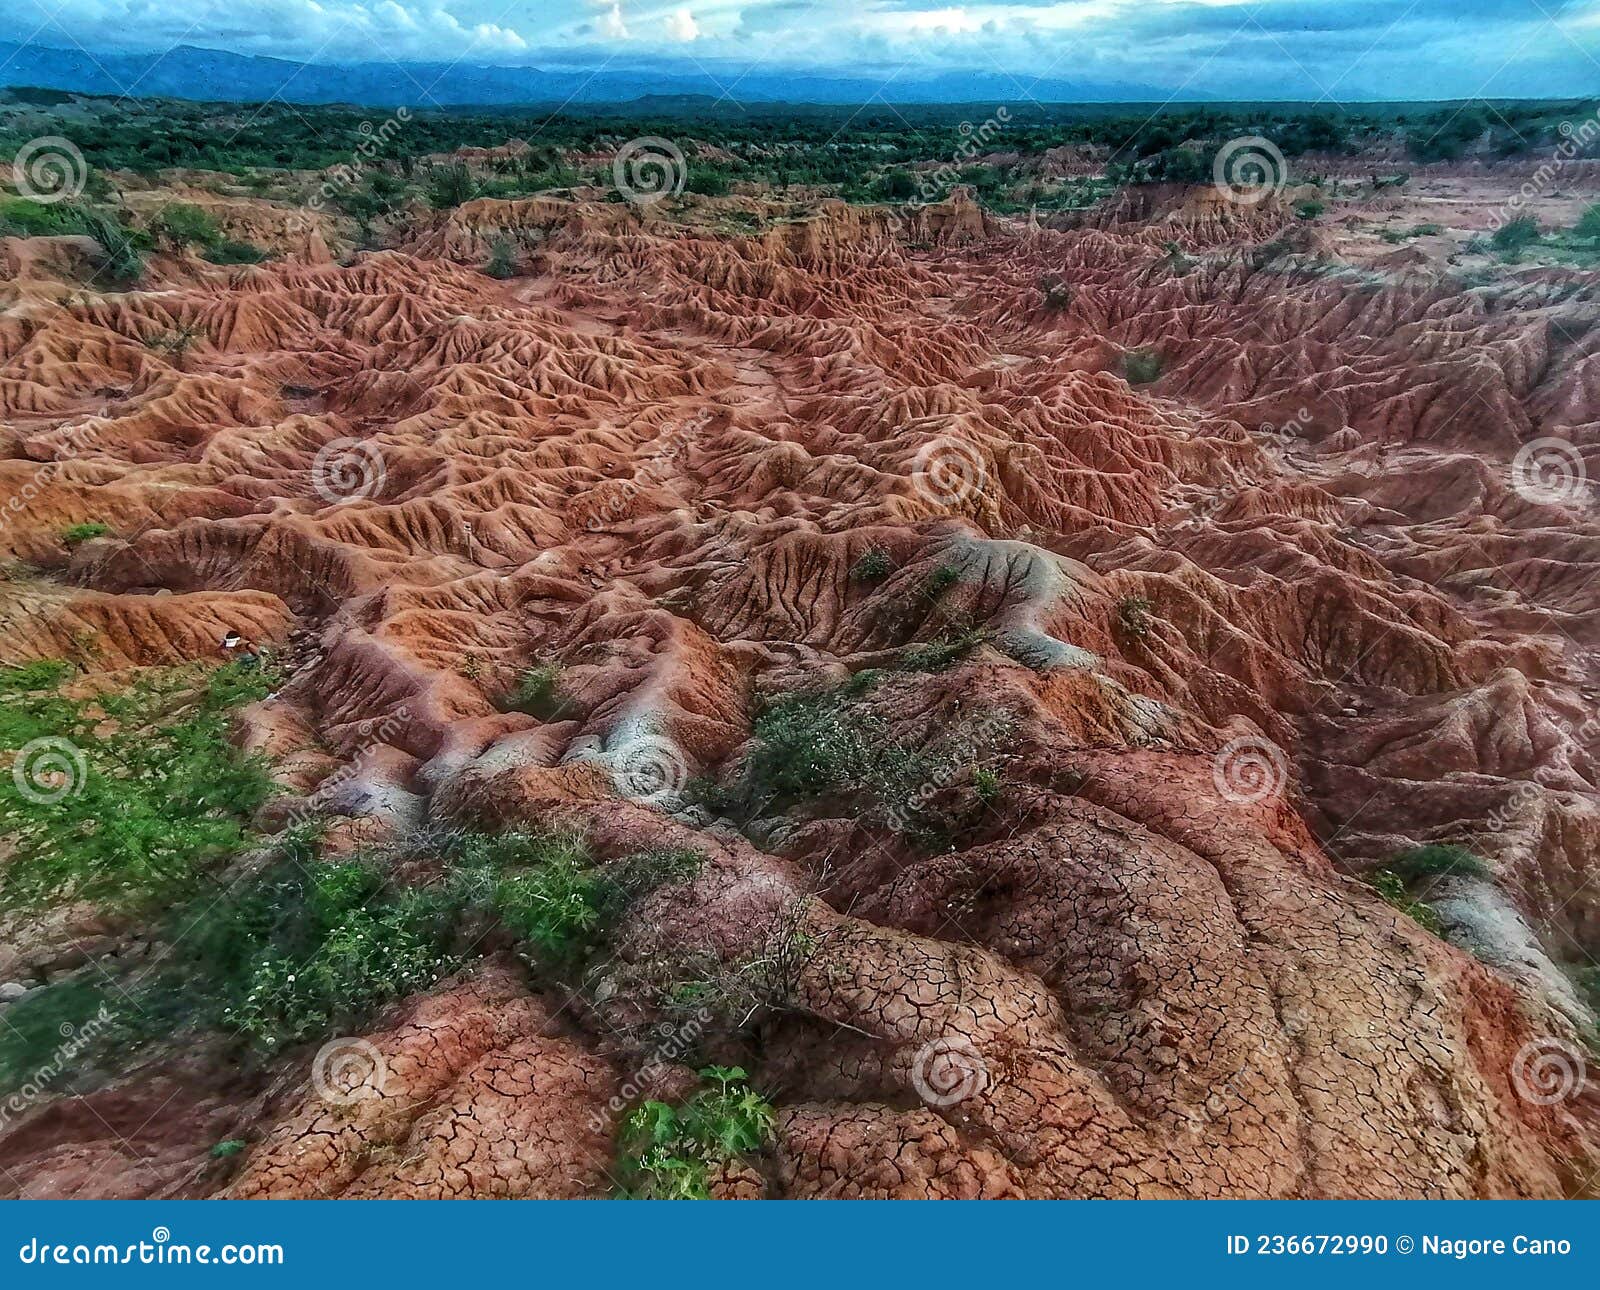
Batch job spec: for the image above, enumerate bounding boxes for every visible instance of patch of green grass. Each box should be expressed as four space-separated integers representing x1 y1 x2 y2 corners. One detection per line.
1387 843 1491 884
0 658 74 693
210 1139 248 1159
60 521 110 546
616 1065 774 1199
0 978 114 1094
0 661 276 913
0 199 143 283
973 765 1002 804
850 547 893 583
1576 204 1600 241
1368 868 1442 935
1123 349 1163 385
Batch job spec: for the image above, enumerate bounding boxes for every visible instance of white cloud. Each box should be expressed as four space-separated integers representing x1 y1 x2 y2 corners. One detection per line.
599 1 629 37
665 6 700 40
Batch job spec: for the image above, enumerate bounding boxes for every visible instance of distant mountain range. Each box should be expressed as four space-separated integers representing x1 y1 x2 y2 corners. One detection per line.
0 40 1186 107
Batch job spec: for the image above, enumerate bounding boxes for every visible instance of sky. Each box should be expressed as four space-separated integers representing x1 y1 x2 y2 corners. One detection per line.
2 0 1599 100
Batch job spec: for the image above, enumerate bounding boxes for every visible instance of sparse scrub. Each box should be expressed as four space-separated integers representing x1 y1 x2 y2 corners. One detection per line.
1123 349 1164 385
482 236 517 279
1387 843 1491 884
204 239 269 265
1294 200 1325 220
922 565 961 599
898 628 987 673
426 162 476 209
851 547 893 583
502 663 565 718
1116 594 1154 639
155 203 222 249
1491 216 1541 256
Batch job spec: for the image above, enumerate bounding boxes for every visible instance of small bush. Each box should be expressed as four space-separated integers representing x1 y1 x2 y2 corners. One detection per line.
426 163 476 210
1368 869 1442 935
851 547 893 583
898 628 986 673
1123 349 1163 385
210 1139 247 1159
0 659 74 693
922 565 961 599
1576 205 1600 240
1491 216 1541 255
616 1065 775 1199
1294 200 1325 220
204 240 268 265
155 203 222 249
1116 594 1154 639
684 166 732 197
482 237 517 279
60 521 110 545
973 766 1002 804
503 664 564 718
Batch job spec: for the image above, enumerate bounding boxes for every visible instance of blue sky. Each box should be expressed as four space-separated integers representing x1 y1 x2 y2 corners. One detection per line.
4 0 1599 99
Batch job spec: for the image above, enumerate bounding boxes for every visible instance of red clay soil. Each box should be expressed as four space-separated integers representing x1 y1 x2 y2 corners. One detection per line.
1 178 1598 1198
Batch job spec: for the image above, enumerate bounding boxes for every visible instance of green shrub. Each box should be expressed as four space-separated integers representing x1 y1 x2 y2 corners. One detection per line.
1116 594 1154 639
1388 844 1491 884
1491 216 1540 255
210 1139 247 1159
155 203 222 249
503 664 564 718
482 237 517 279
204 240 268 265
426 163 476 210
898 628 986 673
973 766 1002 804
616 1065 774 1199
1294 200 1325 220
0 661 276 912
684 166 733 197
922 565 961 599
1123 349 1163 385
851 547 893 583
60 521 110 546
1576 205 1600 240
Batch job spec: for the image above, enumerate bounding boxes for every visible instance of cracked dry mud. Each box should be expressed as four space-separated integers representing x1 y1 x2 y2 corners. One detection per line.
2 174 1599 1199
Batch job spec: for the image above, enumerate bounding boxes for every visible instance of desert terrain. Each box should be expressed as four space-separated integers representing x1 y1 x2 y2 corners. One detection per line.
1 99 1599 1198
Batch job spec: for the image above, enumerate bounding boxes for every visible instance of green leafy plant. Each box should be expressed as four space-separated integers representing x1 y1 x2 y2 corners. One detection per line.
426 163 477 210
0 658 74 693
616 1065 775 1199
850 547 893 583
1491 216 1541 256
1387 844 1491 884
60 521 110 546
898 628 987 673
502 663 564 718
1368 868 1442 935
210 1139 248 1159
